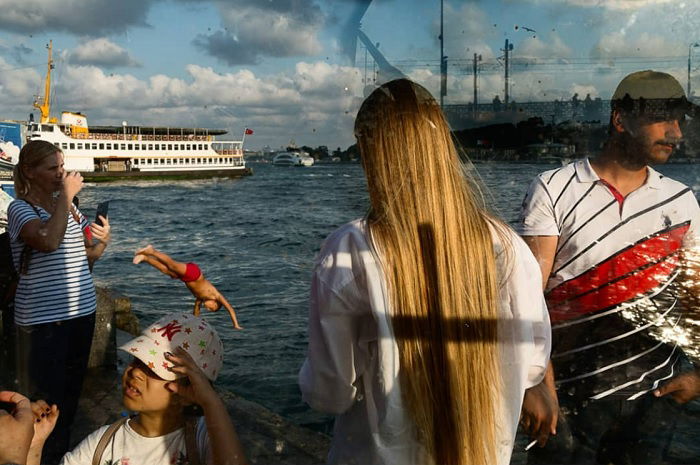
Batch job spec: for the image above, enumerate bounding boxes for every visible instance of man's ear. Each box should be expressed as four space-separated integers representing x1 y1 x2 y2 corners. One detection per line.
612 110 637 136
611 110 626 134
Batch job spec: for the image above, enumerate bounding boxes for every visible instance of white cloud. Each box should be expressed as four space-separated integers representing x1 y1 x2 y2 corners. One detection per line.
69 39 141 68
432 3 498 61
0 0 153 35
193 1 325 65
570 83 598 98
0 56 42 111
517 0 674 11
26 61 363 148
517 33 573 60
591 32 681 58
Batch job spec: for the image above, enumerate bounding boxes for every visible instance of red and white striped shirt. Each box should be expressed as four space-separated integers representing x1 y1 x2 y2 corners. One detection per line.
517 158 700 400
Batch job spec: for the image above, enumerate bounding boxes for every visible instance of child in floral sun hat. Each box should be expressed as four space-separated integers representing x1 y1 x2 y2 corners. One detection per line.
27 312 248 465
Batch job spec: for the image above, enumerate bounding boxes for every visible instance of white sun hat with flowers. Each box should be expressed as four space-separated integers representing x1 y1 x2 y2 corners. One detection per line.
119 312 224 381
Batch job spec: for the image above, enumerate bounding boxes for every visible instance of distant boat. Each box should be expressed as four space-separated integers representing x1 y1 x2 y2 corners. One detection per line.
25 41 251 182
524 142 576 164
272 147 314 167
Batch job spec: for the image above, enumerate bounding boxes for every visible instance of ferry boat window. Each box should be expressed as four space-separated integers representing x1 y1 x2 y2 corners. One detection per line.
155 144 160 151
128 144 133 150
187 144 191 150
99 144 104 150
148 144 153 150
168 144 173 150
62 143 68 150
121 144 126 150
41 125 52 131
174 145 179 151
185 158 190 164
69 143 75 150
207 158 212 164
77 143 83 150
106 144 112 150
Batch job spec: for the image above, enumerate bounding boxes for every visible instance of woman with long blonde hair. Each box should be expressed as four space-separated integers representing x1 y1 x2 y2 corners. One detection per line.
300 79 550 465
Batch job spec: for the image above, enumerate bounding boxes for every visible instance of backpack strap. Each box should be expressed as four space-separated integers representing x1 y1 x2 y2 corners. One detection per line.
91 415 201 465
92 416 128 465
1 201 40 306
184 415 202 465
16 200 42 275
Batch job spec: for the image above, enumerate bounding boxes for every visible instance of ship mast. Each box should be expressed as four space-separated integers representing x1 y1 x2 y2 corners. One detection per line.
33 40 55 124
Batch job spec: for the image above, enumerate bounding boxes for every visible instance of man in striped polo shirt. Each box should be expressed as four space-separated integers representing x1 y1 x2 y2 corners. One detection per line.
518 71 700 464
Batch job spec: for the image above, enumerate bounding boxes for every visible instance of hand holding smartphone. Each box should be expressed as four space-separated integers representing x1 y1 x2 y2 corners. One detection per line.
95 201 109 226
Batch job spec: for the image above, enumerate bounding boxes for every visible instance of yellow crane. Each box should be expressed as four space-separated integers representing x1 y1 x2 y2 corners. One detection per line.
33 40 57 124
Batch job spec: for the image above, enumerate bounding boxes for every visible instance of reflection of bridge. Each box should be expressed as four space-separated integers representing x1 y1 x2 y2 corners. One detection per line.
444 99 611 130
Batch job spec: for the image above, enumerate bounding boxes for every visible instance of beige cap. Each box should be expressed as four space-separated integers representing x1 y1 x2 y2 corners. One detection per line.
612 70 685 101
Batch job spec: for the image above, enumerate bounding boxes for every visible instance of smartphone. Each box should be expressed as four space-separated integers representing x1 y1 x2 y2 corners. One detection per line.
95 201 109 226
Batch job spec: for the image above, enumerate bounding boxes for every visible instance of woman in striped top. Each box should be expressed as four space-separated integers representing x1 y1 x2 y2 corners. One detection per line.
7 140 112 463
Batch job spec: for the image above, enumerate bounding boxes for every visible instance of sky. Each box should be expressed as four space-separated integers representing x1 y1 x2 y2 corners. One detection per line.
0 0 698 150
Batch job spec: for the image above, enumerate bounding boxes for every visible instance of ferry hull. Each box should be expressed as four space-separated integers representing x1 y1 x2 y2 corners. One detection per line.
81 167 252 182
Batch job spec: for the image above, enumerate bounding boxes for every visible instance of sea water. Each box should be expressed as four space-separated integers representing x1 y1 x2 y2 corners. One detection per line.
79 161 700 433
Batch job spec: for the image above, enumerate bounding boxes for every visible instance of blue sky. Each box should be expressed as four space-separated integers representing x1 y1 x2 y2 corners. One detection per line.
0 0 697 149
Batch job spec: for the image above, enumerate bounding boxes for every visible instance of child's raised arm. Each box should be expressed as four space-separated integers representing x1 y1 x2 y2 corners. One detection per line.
165 348 248 465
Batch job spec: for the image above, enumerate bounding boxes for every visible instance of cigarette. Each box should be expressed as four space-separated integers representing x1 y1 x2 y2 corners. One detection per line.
525 440 538 451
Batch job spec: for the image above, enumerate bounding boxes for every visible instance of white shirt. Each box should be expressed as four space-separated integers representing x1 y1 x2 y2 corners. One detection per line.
60 417 212 465
299 219 551 465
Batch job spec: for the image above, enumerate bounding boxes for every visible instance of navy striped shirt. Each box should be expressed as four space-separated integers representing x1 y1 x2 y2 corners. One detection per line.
7 199 96 326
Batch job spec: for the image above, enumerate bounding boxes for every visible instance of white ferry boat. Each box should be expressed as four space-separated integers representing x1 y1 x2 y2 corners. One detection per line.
27 42 251 181
272 147 314 167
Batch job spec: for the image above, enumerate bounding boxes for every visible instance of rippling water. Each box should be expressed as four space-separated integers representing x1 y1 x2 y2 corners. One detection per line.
77 160 700 431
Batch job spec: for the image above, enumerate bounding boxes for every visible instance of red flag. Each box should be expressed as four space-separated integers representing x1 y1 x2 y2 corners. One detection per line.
245 128 254 135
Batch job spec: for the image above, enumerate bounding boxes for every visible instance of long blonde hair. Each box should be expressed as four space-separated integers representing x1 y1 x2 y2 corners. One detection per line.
355 79 503 465
13 140 63 199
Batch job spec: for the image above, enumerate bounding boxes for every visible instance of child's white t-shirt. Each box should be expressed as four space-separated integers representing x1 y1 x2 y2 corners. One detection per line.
60 417 212 465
